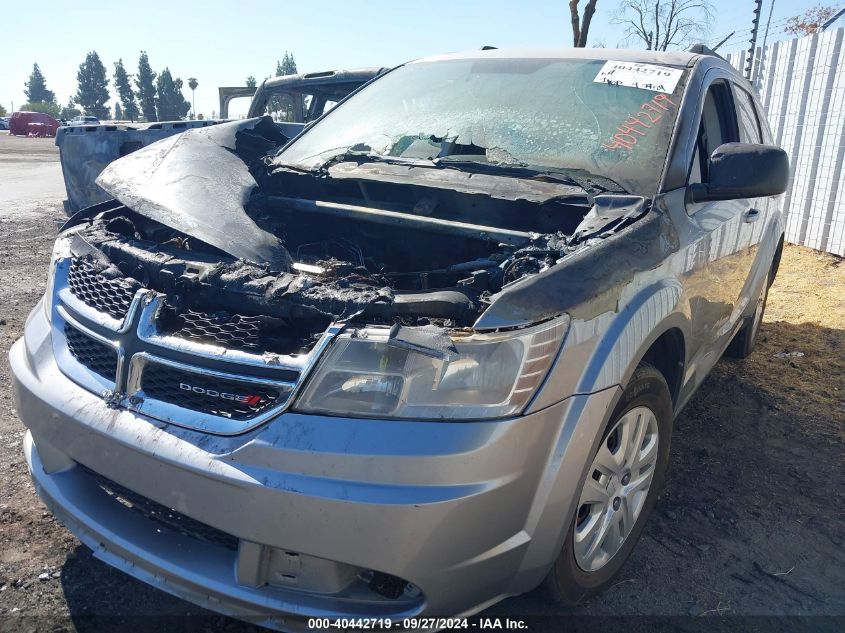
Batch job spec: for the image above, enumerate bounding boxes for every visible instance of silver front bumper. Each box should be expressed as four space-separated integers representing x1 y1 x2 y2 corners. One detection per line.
11 301 620 624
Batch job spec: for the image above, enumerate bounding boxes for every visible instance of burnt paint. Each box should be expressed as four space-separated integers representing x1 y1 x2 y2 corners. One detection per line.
473 207 680 329
95 118 292 269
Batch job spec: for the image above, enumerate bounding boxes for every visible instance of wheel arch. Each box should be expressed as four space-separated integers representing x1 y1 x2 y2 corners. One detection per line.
638 327 686 408
572 280 690 408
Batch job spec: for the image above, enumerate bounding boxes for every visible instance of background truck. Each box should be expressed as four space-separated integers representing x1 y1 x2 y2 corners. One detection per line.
57 68 383 215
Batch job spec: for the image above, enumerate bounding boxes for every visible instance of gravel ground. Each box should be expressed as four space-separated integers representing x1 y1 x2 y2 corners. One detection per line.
0 130 842 631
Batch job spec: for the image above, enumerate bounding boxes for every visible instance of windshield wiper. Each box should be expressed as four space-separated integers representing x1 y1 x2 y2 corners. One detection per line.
273 144 434 175
273 145 627 201
318 149 434 173
432 157 627 200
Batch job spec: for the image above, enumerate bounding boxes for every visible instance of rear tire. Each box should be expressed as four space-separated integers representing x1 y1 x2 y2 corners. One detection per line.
725 270 770 359
543 363 673 605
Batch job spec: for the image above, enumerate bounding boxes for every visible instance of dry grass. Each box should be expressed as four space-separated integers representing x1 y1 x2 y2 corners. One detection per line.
733 244 845 434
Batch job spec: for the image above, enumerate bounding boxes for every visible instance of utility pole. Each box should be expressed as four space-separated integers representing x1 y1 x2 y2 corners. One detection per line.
753 0 776 89
746 0 763 80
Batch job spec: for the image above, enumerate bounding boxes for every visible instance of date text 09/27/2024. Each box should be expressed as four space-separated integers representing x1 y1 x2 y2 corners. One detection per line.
306 617 529 630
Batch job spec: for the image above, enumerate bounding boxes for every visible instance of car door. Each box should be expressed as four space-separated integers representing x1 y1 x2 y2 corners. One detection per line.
730 82 779 295
684 78 759 368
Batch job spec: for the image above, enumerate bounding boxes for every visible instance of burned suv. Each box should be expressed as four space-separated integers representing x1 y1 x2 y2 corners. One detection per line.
11 47 787 626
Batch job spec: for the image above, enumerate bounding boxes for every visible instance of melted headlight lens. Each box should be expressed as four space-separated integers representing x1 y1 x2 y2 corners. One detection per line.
295 316 568 420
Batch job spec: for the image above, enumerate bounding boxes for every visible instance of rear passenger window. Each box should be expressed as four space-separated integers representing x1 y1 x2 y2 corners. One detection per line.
734 86 762 144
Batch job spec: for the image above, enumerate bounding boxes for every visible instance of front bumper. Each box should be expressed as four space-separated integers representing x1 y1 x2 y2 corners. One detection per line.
10 302 619 626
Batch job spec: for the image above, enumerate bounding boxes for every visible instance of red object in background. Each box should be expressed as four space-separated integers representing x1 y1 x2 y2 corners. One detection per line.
9 111 61 137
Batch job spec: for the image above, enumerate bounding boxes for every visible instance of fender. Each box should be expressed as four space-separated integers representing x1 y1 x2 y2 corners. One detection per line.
528 277 690 416
513 281 691 584
576 280 689 396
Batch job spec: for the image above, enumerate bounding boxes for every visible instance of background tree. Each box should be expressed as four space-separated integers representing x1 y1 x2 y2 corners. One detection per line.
569 0 600 47
75 51 111 119
187 77 198 119
270 52 298 119
136 51 158 122
614 0 713 51
60 98 81 120
20 101 61 118
24 63 56 104
0 104 7 117
114 102 123 120
155 68 191 121
276 52 298 76
113 59 139 122
785 4 838 36
246 75 257 88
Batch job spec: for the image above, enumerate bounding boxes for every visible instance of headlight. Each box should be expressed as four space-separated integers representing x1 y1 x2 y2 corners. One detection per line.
294 316 568 420
43 235 73 322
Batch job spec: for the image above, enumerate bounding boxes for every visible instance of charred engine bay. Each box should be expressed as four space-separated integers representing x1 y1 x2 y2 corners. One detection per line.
70 199 579 356
77 119 650 356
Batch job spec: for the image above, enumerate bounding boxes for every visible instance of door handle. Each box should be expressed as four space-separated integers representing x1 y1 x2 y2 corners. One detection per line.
744 208 761 224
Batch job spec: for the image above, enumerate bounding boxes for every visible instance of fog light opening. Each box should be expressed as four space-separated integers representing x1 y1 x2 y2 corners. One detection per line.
364 570 421 600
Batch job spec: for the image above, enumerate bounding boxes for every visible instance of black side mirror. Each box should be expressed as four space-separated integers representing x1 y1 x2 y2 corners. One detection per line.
689 142 789 202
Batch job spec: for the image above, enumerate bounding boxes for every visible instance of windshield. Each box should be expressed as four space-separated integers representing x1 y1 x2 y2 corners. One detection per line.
277 57 687 195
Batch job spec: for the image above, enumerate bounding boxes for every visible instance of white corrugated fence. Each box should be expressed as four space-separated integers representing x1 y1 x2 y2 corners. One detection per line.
725 27 845 257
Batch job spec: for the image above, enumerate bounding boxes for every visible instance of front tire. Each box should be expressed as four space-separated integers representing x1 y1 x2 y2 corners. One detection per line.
543 363 673 605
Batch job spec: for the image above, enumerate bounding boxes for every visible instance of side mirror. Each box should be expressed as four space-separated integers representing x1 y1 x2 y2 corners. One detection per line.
689 142 789 202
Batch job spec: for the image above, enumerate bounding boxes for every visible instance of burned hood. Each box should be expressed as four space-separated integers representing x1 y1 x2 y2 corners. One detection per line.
96 117 291 269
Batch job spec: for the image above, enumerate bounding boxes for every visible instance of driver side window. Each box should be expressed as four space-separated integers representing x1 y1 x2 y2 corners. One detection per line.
689 81 738 185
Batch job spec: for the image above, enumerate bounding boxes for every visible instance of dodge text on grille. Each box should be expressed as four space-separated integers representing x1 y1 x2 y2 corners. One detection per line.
178 382 262 406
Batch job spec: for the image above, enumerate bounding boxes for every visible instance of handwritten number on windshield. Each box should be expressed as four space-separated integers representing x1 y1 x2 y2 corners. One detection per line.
601 94 677 151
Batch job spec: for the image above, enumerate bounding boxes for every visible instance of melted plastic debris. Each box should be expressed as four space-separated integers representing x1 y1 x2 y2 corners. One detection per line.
386 323 459 361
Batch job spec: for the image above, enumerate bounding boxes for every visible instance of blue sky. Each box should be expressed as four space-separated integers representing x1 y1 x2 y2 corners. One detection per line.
1 0 833 118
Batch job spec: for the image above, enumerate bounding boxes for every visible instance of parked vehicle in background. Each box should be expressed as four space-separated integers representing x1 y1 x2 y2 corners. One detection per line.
58 68 381 215
9 111 61 137
0 117 9 130
66 115 101 126
11 47 788 627
219 68 384 120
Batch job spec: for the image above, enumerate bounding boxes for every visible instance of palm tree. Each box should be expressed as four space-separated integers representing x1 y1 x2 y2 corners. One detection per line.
187 77 198 119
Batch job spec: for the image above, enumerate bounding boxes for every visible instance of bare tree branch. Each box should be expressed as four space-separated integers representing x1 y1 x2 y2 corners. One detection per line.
613 0 713 51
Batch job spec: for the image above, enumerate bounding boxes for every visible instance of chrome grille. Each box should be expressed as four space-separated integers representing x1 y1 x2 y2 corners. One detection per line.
67 258 140 321
51 257 334 435
140 362 281 420
64 324 117 380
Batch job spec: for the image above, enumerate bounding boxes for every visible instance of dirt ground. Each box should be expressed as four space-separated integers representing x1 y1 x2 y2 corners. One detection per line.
0 130 842 631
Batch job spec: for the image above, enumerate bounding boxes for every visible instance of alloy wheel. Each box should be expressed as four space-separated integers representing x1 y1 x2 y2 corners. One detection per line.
573 406 660 572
